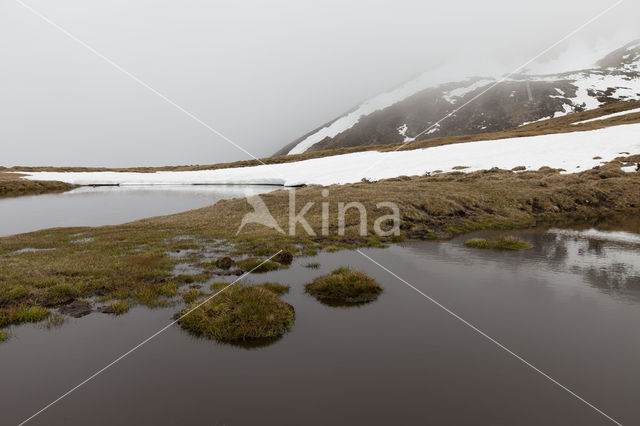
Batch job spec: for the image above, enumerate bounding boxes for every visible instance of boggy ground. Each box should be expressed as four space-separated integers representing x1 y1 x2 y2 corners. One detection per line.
1 159 640 333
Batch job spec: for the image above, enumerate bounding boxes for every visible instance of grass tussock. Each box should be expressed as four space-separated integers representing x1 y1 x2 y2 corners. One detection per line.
464 236 532 250
236 258 282 273
305 263 320 269
107 300 131 315
256 282 290 295
305 267 383 305
181 288 204 304
178 285 295 343
0 331 7 342
0 305 50 327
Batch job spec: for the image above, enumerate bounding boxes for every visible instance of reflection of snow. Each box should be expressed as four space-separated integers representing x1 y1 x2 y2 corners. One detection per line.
547 228 640 245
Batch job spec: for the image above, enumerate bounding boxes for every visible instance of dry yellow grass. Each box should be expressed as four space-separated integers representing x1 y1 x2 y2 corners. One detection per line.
0 172 73 198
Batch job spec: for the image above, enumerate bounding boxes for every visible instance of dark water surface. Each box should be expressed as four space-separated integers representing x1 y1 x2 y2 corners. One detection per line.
0 185 277 237
2 228 640 425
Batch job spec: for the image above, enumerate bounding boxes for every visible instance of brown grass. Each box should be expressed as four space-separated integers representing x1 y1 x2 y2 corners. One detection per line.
1 158 640 327
0 172 73 198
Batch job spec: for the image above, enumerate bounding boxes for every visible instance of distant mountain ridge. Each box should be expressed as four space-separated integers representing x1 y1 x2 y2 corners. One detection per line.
275 40 640 156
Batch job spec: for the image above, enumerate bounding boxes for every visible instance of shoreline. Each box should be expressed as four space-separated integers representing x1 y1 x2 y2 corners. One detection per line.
1 162 640 333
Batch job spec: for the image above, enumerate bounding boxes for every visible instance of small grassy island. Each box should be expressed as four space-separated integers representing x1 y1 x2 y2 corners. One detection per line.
464 236 532 250
178 285 294 344
305 267 383 305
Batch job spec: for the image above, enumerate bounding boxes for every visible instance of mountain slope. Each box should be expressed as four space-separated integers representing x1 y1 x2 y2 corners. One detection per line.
276 40 640 156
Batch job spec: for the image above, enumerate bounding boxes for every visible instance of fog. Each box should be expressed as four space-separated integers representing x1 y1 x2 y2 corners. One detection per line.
1 0 639 167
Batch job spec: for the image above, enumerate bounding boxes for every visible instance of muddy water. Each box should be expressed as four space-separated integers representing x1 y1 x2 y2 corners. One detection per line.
2 228 640 425
0 185 278 237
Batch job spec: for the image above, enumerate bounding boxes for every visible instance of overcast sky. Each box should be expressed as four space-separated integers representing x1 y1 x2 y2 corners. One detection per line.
1 0 639 167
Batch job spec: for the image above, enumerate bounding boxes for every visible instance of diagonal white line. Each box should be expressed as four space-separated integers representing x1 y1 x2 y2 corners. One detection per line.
17 251 282 426
14 0 267 166
355 0 626 179
356 249 622 426
410 0 625 141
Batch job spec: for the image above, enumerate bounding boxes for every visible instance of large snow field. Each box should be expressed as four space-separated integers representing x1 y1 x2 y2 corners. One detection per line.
22 123 640 187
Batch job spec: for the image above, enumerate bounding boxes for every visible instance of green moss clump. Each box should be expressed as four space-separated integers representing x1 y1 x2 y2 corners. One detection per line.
45 284 78 304
109 300 131 315
0 305 50 327
178 286 295 343
0 331 8 342
257 282 290 295
305 267 383 305
464 236 532 250
305 263 320 269
236 258 282 273
210 281 230 292
182 288 203 304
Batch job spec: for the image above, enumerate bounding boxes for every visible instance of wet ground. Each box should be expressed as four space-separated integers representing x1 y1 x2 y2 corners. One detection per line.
2 226 640 425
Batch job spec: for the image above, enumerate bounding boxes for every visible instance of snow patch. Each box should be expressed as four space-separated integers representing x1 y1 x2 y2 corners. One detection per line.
22 124 640 187
571 107 640 125
442 79 494 104
286 69 468 155
397 123 415 142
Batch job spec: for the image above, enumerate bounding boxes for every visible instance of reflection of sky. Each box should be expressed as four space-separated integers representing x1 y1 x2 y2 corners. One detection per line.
417 228 640 302
0 185 278 237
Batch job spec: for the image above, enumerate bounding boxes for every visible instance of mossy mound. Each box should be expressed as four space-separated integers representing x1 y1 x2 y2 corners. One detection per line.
274 250 293 265
236 258 282 273
464 236 532 250
305 267 383 305
0 331 7 342
214 256 235 270
256 282 290 295
178 286 295 343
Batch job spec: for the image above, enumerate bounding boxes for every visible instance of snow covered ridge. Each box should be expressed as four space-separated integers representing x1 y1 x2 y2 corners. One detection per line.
571 107 640 125
281 41 640 156
22 124 640 187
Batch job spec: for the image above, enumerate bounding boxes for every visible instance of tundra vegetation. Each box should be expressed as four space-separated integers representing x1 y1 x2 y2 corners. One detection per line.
305 267 383 305
1 153 640 329
464 236 532 250
177 285 295 344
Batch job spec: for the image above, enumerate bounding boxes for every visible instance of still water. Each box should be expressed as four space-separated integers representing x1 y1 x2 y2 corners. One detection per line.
0 185 278 237
2 227 640 425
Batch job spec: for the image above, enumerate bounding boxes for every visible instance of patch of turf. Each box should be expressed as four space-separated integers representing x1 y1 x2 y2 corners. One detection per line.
0 305 50 327
305 263 320 269
178 285 295 343
0 331 7 342
236 258 282 273
256 282 290 295
108 300 131 315
464 236 532 250
182 288 204 304
305 267 383 305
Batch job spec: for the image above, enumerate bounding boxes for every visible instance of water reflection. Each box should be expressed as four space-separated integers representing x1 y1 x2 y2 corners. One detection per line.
435 227 640 302
0 185 278 237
